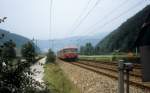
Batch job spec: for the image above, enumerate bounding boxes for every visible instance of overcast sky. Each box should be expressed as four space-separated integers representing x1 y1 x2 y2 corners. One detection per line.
0 0 150 40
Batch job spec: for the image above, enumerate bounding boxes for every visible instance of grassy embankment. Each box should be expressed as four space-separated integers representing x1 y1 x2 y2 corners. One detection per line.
79 54 140 63
43 63 80 93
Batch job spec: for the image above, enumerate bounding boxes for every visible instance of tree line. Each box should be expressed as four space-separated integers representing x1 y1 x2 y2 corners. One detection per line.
0 33 50 93
80 42 128 55
80 42 98 55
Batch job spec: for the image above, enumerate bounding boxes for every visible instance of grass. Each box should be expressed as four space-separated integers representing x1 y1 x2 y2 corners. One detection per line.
79 54 140 63
43 63 80 93
79 55 113 62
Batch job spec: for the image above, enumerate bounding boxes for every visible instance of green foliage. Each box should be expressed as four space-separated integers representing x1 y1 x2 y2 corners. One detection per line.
44 63 79 93
46 49 56 63
0 40 16 61
0 59 50 93
79 55 140 63
0 29 30 48
80 42 94 55
95 5 150 54
0 34 50 93
21 41 36 62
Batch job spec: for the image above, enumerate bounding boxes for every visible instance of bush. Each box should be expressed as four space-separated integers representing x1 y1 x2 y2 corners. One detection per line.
0 34 50 93
21 41 36 63
46 49 56 63
0 59 51 93
0 40 16 61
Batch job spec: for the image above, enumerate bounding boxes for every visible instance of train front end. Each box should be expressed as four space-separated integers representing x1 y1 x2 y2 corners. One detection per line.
58 47 78 61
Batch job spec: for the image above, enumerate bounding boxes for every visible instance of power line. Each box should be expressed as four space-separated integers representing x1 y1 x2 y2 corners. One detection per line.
76 0 145 47
83 0 144 37
93 0 144 34
49 0 53 49
68 0 101 47
67 0 92 45
69 0 92 32
84 0 129 33
70 0 102 35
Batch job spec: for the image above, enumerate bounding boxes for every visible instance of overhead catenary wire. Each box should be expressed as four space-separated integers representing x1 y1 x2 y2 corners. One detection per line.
84 0 129 33
67 0 92 46
76 0 145 47
69 0 92 32
68 0 101 48
70 0 102 35
72 0 128 48
82 0 145 37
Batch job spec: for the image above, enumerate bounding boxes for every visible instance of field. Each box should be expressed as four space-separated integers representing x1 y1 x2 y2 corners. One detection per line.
79 54 140 63
43 63 80 93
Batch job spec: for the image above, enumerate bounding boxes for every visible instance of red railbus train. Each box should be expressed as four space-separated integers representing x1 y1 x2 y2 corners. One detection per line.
57 47 78 61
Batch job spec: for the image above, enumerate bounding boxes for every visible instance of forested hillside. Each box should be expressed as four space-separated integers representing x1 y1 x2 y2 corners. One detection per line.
0 29 30 47
95 5 150 54
0 29 40 55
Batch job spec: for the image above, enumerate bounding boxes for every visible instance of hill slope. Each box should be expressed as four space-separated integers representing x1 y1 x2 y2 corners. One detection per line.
0 29 30 47
0 29 40 54
95 5 150 54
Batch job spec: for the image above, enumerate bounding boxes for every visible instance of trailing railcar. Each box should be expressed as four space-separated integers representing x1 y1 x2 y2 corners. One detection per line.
57 47 78 61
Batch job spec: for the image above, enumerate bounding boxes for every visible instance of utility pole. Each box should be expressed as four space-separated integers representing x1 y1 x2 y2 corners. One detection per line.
118 60 125 93
118 60 133 93
49 0 53 50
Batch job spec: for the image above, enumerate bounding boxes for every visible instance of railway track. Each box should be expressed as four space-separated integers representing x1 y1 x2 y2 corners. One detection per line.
77 60 142 78
60 60 150 90
79 59 142 69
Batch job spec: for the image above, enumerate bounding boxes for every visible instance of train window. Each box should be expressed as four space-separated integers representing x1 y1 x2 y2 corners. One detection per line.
63 49 77 53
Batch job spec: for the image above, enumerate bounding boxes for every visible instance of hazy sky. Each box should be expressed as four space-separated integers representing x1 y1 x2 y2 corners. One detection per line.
0 0 150 40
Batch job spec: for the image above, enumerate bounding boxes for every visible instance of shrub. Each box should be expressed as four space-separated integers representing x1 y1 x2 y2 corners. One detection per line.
46 49 56 63
0 40 16 61
0 42 50 92
21 41 36 63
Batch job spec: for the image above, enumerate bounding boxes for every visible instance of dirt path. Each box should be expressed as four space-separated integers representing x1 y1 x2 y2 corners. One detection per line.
30 57 46 82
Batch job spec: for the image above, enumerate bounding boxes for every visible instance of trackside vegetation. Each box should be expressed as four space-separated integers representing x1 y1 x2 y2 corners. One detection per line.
46 48 56 63
44 49 79 93
79 54 140 63
0 33 50 93
43 63 80 93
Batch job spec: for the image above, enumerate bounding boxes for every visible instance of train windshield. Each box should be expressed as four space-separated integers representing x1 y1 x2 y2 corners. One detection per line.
63 48 77 53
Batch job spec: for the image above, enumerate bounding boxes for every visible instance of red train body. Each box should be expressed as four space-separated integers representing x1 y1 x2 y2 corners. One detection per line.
57 47 78 61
